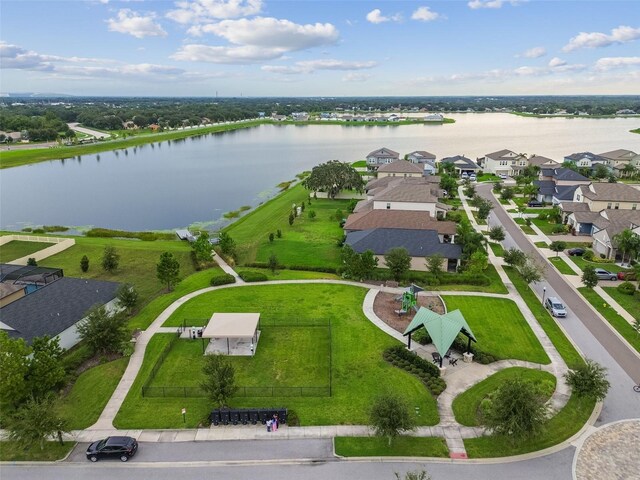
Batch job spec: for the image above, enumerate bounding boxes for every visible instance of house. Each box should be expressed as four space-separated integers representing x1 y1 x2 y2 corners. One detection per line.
422 160 437 176
377 160 424 178
372 183 450 218
343 210 457 243
345 228 462 272
591 210 640 259
598 149 639 176
122 121 136 129
407 151 437 164
440 155 480 176
149 124 161 132
424 113 444 122
572 182 640 211
271 114 287 121
482 149 528 176
528 155 561 169
366 147 400 167
539 168 590 186
557 201 592 223
364 176 441 198
563 152 609 170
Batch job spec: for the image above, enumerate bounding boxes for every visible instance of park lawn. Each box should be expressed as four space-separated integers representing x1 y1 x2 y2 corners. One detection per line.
489 242 504 257
116 284 439 428
225 183 352 269
442 296 550 365
578 287 640 354
334 437 449 458
504 267 584 369
0 240 54 263
602 287 640 321
0 441 76 461
548 256 577 275
569 257 632 274
564 242 591 249
452 368 556 426
235 267 339 281
57 357 129 430
426 265 508 295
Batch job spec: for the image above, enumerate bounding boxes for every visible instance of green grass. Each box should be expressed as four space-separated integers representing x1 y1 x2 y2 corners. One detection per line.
334 436 449 457
524 208 554 215
564 242 591 249
225 183 352 268
452 368 556 426
504 267 584 369
489 242 504 257
472 211 487 225
441 296 550 364
0 441 76 461
602 287 640 321
351 160 367 168
578 287 640 353
57 357 129 429
531 218 562 235
115 284 439 428
534 241 549 248
477 174 499 183
0 240 53 262
237 267 339 280
548 256 577 275
569 257 632 274
421 264 508 295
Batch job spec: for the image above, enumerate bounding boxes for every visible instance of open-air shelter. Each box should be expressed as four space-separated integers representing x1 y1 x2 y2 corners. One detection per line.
403 307 477 367
202 313 260 356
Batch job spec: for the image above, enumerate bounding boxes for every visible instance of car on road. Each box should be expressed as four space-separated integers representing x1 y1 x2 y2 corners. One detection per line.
545 296 567 318
567 248 585 256
594 268 617 281
527 200 544 207
86 436 138 462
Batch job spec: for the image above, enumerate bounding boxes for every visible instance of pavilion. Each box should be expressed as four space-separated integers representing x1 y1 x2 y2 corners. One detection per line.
403 307 477 367
202 313 260 356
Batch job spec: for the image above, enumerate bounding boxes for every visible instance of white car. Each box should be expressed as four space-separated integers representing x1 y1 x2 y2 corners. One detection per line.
498 173 508 180
469 174 477 182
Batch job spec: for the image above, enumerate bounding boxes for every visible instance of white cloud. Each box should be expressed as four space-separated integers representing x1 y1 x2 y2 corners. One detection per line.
172 44 284 63
519 46 546 58
595 56 640 70
548 57 566 67
411 7 441 22
343 72 371 82
468 0 521 10
366 9 402 24
166 0 262 24
563 25 640 52
262 59 377 75
261 65 305 74
0 42 111 70
107 9 167 38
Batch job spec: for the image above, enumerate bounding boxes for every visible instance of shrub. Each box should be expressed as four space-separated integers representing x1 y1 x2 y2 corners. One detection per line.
617 281 636 295
210 273 236 286
238 270 268 282
412 329 432 345
276 229 282 238
552 224 567 234
582 249 594 261
268 232 274 243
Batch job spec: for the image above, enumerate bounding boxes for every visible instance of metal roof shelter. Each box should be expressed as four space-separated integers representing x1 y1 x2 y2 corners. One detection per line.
403 307 477 367
202 313 260 355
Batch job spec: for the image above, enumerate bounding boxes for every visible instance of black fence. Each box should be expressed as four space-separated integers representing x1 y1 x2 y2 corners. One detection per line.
141 330 181 397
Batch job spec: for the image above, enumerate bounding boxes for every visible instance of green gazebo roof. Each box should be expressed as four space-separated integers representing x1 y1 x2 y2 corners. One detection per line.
403 307 477 356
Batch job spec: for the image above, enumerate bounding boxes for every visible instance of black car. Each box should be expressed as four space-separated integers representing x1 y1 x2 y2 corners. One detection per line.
527 200 544 207
568 248 585 256
86 436 138 462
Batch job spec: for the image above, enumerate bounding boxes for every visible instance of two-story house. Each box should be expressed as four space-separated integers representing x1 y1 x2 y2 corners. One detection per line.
366 147 400 168
483 149 528 176
563 152 609 171
598 149 640 177
377 160 424 178
407 151 437 164
440 155 479 176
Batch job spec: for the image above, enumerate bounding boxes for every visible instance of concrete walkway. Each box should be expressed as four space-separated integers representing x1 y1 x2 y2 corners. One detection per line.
213 253 245 284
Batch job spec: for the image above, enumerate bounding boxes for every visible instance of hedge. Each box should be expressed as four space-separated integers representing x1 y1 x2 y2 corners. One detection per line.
383 345 446 396
617 281 636 295
242 262 337 274
238 270 269 282
210 273 236 286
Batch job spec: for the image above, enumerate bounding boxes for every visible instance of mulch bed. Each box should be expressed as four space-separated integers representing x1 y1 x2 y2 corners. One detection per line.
373 292 445 334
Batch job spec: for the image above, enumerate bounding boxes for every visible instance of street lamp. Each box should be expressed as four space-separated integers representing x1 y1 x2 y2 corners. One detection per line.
542 286 547 303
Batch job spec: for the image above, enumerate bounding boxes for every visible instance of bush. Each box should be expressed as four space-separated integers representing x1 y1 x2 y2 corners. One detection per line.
582 249 594 261
412 329 432 345
238 270 268 282
210 273 236 286
383 346 447 397
552 224 567 234
617 281 636 295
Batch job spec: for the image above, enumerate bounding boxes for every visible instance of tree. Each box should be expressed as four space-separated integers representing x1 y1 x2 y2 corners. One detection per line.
370 393 416 446
582 265 599 289
101 245 120 273
116 283 138 314
439 174 458 198
5 395 68 451
80 255 90 273
384 247 411 282
27 336 65 401
549 241 567 257
268 232 274 243
518 256 545 284
288 211 295 225
564 359 610 401
523 184 538 200
489 226 505 243
308 210 317 220
276 229 282 238
475 196 493 220
593 164 609 180
425 253 444 278
302 160 365 199
76 306 129 355
27 257 37 266
467 251 488 274
218 232 236 258
192 231 214 264
463 181 476 198
493 182 503 194
268 253 278 274
613 228 639 266
483 377 549 441
341 245 378 281
157 252 181 291
500 187 514 201
622 163 636 178
200 354 238 408
0 331 30 409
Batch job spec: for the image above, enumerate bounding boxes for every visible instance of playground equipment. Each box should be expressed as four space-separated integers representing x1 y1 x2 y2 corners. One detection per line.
395 284 424 316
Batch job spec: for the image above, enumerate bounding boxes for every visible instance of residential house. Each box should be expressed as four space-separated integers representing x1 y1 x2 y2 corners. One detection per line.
563 152 609 170
528 155 561 169
366 147 400 167
534 168 591 204
440 155 480 176
539 167 591 186
422 160 437 176
482 149 528 176
424 113 444 122
598 149 639 177
591 210 640 259
372 184 450 218
572 182 640 211
377 160 424 178
271 114 287 121
407 151 437 164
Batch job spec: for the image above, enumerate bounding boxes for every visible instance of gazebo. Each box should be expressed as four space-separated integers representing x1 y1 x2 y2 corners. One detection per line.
201 313 260 356
403 307 477 367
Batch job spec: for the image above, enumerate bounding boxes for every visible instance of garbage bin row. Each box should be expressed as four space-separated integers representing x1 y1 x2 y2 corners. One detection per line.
210 408 287 426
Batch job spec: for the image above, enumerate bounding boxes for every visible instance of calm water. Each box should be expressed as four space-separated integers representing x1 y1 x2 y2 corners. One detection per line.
1 113 639 231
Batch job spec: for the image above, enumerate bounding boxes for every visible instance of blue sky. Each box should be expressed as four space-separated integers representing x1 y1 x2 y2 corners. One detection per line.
1 0 639 96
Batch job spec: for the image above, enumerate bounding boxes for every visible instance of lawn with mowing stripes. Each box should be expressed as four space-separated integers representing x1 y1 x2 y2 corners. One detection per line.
441 296 550 364
602 287 640 321
335 437 449 457
452 367 556 426
548 256 577 275
489 242 504 257
0 240 53 262
0 441 76 461
569 257 632 274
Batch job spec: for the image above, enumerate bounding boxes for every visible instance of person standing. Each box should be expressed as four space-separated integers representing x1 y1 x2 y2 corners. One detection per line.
266 419 272 432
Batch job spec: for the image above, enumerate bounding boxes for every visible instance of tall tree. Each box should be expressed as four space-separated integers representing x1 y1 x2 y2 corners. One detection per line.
80 255 90 273
101 245 120 273
425 253 444 278
157 252 181 291
582 265 598 289
27 336 65 401
370 393 416 446
0 332 30 409
549 241 567 257
302 160 364 199
76 306 129 355
613 228 639 266
488 226 505 243
5 395 68 451
192 231 214 264
439 174 458 198
503 248 526 268
116 283 138 314
384 247 411 282
518 256 545 284
217 232 236 258
200 354 238 408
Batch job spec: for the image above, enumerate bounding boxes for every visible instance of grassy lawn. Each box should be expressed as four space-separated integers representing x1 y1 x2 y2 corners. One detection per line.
602 287 640 321
548 256 577 275
441 296 550 364
422 264 508 295
569 257 631 274
452 367 556 426
534 241 549 248
578 287 640 354
351 160 367 168
524 208 554 215
564 242 591 249
531 218 562 235
504 267 584 369
225 183 352 269
115 284 439 428
57 357 129 430
334 437 449 457
477 174 499 183
489 242 504 257
0 240 53 262
472 211 487 225
0 441 76 461
237 267 339 281
499 198 511 205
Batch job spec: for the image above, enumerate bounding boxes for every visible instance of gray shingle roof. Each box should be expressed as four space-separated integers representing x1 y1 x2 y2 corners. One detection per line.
564 152 607 163
375 184 439 203
344 210 457 234
541 168 589 182
440 155 479 170
345 228 463 258
534 180 556 196
377 160 423 174
367 147 399 158
580 183 640 202
485 149 519 160
408 151 436 160
598 149 637 161
554 185 579 201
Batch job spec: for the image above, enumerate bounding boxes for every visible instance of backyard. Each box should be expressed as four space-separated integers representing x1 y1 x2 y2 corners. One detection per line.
0 240 53 263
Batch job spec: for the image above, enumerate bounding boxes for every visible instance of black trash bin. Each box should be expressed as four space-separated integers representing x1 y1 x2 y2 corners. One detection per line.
278 408 288 424
220 409 230 425
209 410 221 426
248 410 259 425
239 410 250 425
258 409 270 424
229 410 240 425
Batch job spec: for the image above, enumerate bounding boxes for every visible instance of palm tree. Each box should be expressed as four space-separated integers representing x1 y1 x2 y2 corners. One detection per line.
523 184 538 200
613 229 639 266
622 163 636 178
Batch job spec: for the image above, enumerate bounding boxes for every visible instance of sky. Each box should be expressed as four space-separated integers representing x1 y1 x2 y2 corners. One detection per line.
1 0 639 96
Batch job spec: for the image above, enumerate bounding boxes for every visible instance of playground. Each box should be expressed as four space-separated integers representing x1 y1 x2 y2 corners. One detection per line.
372 287 445 333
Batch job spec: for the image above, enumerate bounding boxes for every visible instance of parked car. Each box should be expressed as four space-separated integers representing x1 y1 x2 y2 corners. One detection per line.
617 271 637 281
461 172 469 179
527 200 544 207
594 268 617 281
86 436 138 462
545 296 567 318
499 173 508 180
567 248 585 256
469 174 477 182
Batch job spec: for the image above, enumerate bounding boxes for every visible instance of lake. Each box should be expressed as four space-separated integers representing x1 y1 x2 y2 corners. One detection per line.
1 113 639 232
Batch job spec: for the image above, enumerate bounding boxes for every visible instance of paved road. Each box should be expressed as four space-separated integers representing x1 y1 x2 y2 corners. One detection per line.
67 123 111 139
479 184 640 423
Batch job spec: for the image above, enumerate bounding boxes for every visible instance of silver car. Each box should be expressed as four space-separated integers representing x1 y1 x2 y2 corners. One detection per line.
545 297 567 318
594 268 617 281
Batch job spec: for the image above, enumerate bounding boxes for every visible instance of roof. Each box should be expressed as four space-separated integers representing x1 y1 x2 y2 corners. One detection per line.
534 180 556 196
554 185 579 200
345 228 463 258
559 201 591 213
528 155 560 168
403 308 476 356
343 210 457 234
580 183 640 203
440 155 479 170
592 209 640 238
0 277 120 344
366 176 440 191
202 313 260 338
375 184 439 204
408 151 436 160
573 211 602 224
367 147 399 158
564 152 607 163
541 168 590 182
598 149 637 161
485 149 519 160
377 160 423 174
